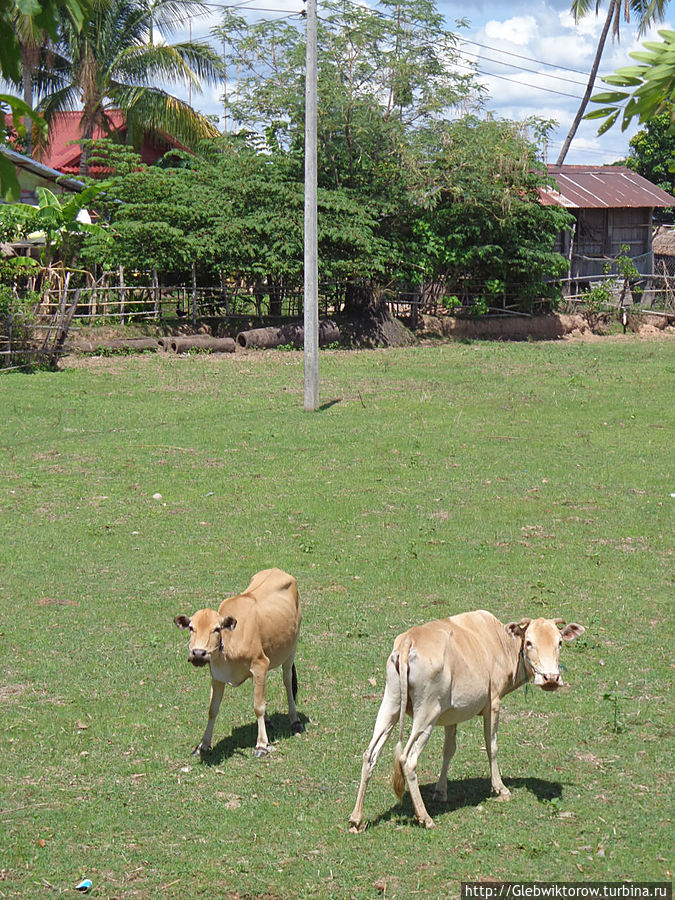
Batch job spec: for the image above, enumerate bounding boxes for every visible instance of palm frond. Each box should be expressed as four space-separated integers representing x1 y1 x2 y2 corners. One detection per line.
115 84 220 147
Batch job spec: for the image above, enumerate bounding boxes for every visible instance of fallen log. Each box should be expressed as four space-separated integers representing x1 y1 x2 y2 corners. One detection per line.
169 336 236 353
236 320 339 350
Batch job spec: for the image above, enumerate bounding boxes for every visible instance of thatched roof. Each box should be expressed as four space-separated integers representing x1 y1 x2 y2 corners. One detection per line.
653 227 675 256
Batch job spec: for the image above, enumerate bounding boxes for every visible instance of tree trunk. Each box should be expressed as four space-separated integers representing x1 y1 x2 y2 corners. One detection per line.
556 0 616 166
268 277 284 317
342 281 392 322
21 45 34 158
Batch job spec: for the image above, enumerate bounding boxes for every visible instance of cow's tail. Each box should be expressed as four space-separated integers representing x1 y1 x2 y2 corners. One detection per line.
393 637 411 801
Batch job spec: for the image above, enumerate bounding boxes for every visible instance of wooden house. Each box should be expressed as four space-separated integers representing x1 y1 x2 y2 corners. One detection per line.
539 165 675 291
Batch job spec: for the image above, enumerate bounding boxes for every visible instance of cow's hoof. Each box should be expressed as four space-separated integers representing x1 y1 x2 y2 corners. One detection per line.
422 818 436 829
291 720 305 735
192 744 208 757
348 821 366 834
253 746 270 758
494 789 512 802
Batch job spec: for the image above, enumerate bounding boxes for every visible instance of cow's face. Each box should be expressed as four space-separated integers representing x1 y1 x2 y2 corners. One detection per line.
507 618 585 691
174 609 237 667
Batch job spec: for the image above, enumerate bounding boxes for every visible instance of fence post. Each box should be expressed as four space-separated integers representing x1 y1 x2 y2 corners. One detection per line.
191 262 197 327
220 270 230 317
152 267 159 320
119 266 126 324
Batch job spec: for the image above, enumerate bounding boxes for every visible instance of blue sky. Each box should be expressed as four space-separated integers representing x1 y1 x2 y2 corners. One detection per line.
172 0 673 165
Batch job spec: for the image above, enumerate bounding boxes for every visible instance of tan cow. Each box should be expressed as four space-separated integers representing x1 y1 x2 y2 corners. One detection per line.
349 611 584 830
174 568 303 756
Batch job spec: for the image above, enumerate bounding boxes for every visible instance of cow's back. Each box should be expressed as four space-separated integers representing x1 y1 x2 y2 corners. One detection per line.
396 609 515 723
222 568 301 667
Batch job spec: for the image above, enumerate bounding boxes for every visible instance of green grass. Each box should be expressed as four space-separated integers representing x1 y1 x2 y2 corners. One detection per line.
1 339 673 899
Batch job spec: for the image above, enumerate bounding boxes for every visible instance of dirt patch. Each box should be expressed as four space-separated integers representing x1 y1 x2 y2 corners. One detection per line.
418 312 675 342
0 683 28 701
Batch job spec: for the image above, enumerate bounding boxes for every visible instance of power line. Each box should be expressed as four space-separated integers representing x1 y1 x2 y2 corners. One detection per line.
459 37 608 79
456 48 589 88
452 60 586 101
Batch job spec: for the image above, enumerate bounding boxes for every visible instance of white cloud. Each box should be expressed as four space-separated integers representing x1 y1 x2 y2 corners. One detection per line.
484 15 538 46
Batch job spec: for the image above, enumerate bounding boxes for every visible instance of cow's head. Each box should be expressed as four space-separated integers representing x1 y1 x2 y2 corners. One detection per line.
506 617 585 691
174 608 237 667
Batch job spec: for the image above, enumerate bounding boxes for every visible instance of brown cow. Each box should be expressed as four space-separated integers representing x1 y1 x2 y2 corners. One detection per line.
174 568 303 756
349 611 585 830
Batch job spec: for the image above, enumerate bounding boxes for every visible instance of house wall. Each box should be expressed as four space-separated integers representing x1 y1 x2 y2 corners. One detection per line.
16 169 74 204
566 206 654 280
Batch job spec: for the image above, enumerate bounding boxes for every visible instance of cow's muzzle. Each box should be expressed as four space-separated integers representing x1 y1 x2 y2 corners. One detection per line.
539 673 562 691
189 649 210 667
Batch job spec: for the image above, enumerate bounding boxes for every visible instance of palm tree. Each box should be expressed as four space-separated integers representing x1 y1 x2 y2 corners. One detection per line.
36 0 222 175
556 0 669 165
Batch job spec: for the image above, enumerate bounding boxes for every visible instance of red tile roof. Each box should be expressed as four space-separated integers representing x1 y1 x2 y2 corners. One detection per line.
7 110 185 174
42 110 127 172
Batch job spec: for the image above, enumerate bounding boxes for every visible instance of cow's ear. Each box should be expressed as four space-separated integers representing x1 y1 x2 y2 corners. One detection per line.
174 615 191 630
561 622 585 642
221 616 237 631
506 619 530 639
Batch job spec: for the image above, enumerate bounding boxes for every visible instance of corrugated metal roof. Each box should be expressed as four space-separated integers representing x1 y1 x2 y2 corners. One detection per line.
0 144 85 193
539 165 675 209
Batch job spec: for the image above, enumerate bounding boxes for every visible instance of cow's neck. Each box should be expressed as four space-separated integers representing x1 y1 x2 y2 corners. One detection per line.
510 643 532 693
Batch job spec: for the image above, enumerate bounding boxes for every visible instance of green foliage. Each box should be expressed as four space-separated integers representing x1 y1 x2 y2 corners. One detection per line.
0 95 48 200
403 117 572 310
625 110 675 195
0 183 110 265
35 0 222 175
587 27 675 158
0 257 41 349
0 0 88 198
80 137 389 288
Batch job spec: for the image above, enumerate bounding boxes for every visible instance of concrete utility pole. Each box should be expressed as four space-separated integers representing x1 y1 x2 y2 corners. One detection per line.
303 0 319 411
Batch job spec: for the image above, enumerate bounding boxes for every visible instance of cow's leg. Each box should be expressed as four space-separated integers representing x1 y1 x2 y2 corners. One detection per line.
282 654 303 735
193 679 225 755
483 697 511 799
432 724 457 802
400 722 436 828
348 686 400 833
250 657 271 757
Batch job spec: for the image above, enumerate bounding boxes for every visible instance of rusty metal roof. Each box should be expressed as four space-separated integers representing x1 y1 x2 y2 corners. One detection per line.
539 165 675 209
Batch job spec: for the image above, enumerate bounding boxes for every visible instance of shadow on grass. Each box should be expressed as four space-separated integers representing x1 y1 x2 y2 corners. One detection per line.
367 776 563 828
199 711 311 766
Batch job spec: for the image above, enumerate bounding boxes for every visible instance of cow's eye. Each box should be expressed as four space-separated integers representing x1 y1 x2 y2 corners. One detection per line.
525 640 533 649
188 624 194 632
213 627 221 634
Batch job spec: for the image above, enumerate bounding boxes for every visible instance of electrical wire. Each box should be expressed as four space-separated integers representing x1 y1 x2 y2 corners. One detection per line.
459 37 607 79
451 59 586 101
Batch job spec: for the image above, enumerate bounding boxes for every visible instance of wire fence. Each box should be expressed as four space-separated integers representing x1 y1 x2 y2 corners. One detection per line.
2 272 674 371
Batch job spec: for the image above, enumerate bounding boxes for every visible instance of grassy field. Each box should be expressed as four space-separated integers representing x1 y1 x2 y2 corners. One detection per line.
0 338 673 899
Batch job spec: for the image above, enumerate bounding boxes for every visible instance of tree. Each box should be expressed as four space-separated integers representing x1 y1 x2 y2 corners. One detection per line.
625 110 675 193
0 0 88 198
402 117 573 311
215 0 481 319
0 182 109 266
77 137 388 303
36 0 223 175
556 0 669 165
